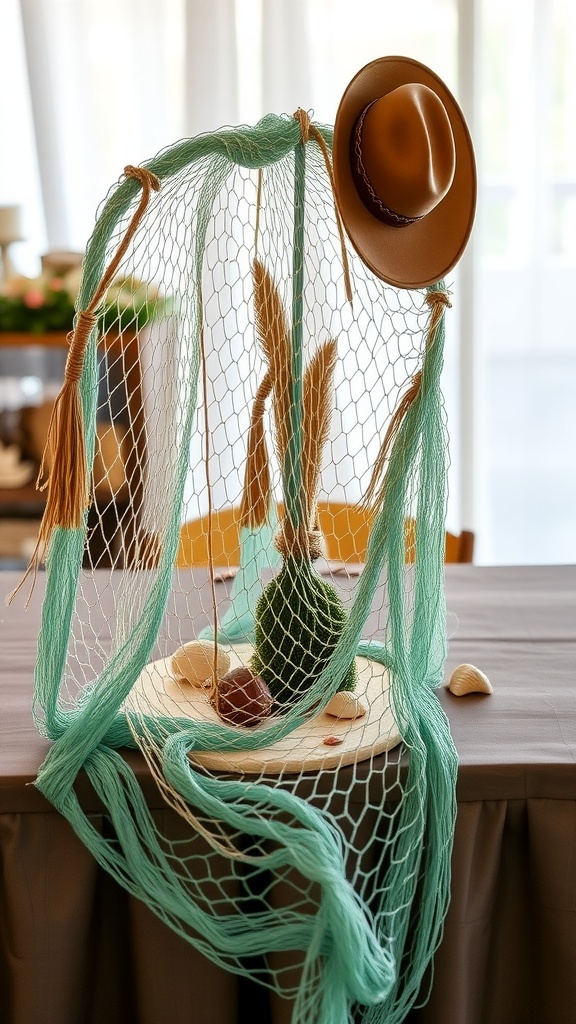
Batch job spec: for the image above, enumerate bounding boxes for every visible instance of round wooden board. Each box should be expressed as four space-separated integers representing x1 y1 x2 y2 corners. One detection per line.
128 643 401 774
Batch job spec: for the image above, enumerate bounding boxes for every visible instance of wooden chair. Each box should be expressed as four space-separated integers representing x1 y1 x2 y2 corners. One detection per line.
177 507 243 567
443 526 475 564
316 503 474 564
176 503 474 567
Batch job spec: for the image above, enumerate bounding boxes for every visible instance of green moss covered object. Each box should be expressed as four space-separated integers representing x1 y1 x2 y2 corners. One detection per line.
251 556 357 708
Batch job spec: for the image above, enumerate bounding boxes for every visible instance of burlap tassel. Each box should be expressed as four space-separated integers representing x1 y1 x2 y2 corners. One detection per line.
8 164 160 602
36 310 96 531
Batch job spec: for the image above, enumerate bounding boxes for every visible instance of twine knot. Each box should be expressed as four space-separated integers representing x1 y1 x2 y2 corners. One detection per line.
426 289 452 309
424 289 452 347
274 520 325 561
293 108 311 144
124 164 161 194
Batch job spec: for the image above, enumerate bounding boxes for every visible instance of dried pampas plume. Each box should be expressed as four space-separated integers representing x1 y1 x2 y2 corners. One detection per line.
252 258 292 468
302 338 337 525
239 370 273 529
244 261 337 559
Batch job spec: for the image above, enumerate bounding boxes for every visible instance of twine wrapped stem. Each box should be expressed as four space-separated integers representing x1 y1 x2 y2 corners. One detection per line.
11 165 160 598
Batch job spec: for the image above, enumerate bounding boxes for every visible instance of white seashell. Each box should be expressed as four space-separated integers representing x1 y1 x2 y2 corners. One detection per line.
324 690 367 720
171 641 230 687
447 663 493 696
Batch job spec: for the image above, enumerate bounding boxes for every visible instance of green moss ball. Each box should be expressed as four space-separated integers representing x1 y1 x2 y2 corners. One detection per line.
251 556 357 708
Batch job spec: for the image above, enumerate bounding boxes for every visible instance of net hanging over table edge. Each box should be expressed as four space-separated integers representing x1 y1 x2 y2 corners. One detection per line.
18 111 459 1024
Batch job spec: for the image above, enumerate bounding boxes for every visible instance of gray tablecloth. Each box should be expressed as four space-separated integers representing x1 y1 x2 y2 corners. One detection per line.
1 565 575 1024
411 565 576 1024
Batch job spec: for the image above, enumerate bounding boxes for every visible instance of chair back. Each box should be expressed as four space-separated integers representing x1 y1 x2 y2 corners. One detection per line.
177 503 474 567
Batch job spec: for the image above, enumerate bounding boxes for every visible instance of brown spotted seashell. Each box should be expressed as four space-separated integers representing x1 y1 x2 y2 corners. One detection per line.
171 641 230 687
212 666 273 728
447 663 493 696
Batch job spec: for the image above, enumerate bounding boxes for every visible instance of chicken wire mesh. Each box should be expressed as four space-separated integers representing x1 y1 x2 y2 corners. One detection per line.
25 112 457 1024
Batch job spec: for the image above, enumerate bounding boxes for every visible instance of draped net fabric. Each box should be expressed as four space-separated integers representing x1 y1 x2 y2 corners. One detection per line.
30 114 457 1024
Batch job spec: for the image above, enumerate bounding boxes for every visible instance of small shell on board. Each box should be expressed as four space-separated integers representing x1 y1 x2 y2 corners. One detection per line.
171 641 231 687
447 663 493 696
323 735 344 746
324 690 367 720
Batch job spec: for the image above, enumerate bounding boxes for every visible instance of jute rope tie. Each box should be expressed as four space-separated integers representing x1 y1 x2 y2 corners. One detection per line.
294 108 353 305
425 288 452 344
63 311 97 384
63 165 160 389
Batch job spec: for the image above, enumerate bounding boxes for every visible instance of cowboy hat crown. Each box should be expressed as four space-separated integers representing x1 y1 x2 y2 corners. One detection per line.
356 82 456 223
333 56 477 288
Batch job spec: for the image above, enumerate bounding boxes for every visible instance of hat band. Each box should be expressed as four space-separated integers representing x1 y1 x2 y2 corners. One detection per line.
351 103 423 228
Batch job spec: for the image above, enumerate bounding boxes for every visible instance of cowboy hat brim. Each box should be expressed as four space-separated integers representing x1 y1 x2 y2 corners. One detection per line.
333 56 477 289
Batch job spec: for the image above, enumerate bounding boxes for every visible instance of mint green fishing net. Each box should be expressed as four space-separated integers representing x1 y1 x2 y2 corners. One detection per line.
29 111 457 1023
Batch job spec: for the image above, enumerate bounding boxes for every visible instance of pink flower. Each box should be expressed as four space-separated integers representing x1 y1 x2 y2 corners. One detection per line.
49 277 64 291
23 288 45 308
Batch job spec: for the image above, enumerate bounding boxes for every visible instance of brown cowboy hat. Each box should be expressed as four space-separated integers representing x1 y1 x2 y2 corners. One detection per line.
333 56 477 289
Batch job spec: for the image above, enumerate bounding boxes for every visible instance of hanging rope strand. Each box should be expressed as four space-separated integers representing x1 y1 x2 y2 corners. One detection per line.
294 109 353 306
8 166 160 603
362 288 452 511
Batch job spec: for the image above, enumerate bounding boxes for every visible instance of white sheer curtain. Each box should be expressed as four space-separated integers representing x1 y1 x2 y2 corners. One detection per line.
184 0 238 135
18 0 187 251
3 0 576 563
475 0 576 563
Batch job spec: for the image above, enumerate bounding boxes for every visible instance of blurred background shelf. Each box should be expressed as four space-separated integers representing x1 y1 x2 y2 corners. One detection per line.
0 329 144 568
